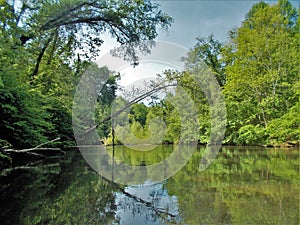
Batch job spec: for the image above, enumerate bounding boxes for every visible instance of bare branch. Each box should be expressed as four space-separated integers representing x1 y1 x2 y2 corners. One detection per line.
35 137 60 149
3 138 64 156
78 82 177 137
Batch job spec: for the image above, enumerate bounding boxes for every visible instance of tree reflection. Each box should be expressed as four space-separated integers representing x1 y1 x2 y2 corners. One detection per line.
166 147 299 225
0 147 298 225
0 152 118 225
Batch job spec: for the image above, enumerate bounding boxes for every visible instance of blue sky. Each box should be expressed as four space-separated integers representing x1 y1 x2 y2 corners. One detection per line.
156 0 298 47
97 0 298 87
157 0 257 46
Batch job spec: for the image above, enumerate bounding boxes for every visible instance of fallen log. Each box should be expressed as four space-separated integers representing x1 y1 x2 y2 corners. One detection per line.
2 138 65 156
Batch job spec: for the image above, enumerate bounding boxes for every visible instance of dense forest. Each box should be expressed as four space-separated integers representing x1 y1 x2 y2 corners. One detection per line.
106 0 299 147
0 0 172 151
0 0 299 160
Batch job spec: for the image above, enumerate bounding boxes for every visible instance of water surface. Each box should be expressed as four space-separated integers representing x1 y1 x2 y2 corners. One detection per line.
0 145 299 225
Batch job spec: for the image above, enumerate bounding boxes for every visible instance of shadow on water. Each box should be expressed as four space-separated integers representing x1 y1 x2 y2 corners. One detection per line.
0 146 299 225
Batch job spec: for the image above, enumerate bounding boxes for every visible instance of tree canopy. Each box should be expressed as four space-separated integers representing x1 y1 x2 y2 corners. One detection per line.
0 0 299 152
106 0 299 146
0 0 172 149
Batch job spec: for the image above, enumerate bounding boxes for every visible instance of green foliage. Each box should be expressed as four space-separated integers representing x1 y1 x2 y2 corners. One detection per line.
96 71 120 139
0 0 172 150
1 0 298 149
0 76 53 148
266 103 300 144
0 0 173 63
222 0 299 145
105 0 299 147
184 34 226 86
128 103 148 126
236 124 267 146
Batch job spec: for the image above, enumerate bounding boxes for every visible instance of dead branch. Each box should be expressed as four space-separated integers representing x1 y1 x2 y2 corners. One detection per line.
34 137 61 148
2 138 65 156
4 147 61 153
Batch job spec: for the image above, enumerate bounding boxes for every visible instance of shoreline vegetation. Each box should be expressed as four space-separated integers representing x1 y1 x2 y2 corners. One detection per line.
0 140 298 173
0 0 299 168
104 142 300 148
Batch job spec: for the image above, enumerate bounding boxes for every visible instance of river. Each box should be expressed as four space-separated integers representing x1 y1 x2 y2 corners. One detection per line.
0 145 299 225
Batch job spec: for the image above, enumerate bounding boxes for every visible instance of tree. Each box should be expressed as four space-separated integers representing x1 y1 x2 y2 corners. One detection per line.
1 0 173 74
184 34 226 86
0 0 173 148
223 0 299 145
128 103 148 126
0 73 53 148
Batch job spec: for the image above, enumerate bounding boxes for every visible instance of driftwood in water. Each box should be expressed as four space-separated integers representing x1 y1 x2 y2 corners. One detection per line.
0 137 65 174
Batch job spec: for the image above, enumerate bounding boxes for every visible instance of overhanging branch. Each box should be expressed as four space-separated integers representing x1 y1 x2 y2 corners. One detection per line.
77 82 177 137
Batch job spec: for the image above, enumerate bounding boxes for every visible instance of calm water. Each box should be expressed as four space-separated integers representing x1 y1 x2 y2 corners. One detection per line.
0 145 299 225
